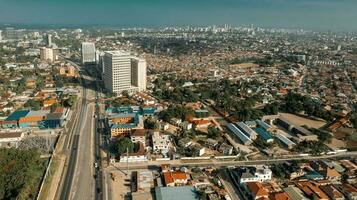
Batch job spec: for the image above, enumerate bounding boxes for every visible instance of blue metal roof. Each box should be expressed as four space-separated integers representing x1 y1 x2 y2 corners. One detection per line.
256 120 271 130
227 123 252 144
255 127 273 141
6 110 29 121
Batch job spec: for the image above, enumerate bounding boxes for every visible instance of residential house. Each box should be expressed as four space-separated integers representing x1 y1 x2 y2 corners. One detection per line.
218 143 233 155
152 132 171 154
245 182 269 200
162 171 188 187
320 185 345 200
131 129 146 146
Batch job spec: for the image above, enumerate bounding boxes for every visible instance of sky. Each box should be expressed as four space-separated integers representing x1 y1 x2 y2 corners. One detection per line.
0 0 356 31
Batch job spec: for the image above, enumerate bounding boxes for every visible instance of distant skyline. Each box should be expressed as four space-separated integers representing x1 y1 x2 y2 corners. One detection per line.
0 0 357 32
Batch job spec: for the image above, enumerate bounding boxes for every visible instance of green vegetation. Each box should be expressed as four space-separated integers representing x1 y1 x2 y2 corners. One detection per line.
207 126 220 139
105 97 132 108
24 99 41 110
0 148 46 200
159 105 194 122
312 129 333 143
61 95 77 108
144 117 159 130
271 164 286 179
293 140 328 155
281 91 333 121
109 137 134 156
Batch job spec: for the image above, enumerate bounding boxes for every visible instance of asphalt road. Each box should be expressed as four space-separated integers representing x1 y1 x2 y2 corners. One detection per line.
59 61 96 200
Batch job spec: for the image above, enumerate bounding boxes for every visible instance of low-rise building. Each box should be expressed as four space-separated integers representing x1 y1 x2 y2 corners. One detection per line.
227 123 252 145
236 122 258 140
245 182 269 200
155 186 196 200
218 143 233 155
234 166 272 183
0 131 25 148
162 171 188 187
276 134 296 149
131 129 146 146
120 142 147 162
152 132 171 153
283 186 309 200
320 185 345 200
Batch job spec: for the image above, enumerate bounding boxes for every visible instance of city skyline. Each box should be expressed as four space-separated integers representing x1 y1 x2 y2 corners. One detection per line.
0 0 357 32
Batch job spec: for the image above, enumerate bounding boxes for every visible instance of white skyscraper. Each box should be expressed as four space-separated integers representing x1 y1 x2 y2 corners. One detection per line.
81 42 96 64
103 51 147 94
131 57 147 92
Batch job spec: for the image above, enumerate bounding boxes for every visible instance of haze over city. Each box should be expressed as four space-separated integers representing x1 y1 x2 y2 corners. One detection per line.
1 1 357 200
1 0 357 31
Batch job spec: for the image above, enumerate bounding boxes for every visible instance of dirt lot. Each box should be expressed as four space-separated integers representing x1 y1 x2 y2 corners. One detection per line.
279 113 326 129
230 62 259 68
111 171 131 200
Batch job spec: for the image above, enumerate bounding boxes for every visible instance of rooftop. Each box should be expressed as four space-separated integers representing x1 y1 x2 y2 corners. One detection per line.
155 186 197 200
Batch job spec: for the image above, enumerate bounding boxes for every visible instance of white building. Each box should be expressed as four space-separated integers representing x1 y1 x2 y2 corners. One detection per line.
131 57 147 92
40 47 55 62
103 50 147 94
103 51 132 94
238 165 272 183
81 42 96 64
152 132 171 153
0 132 25 148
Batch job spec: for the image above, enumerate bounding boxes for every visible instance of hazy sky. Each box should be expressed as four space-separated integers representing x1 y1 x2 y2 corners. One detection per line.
0 0 356 31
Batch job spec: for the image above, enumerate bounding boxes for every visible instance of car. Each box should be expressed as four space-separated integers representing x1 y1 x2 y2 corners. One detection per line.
94 162 98 168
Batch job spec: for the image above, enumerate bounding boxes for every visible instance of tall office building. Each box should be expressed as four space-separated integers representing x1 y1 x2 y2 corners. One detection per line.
103 51 147 94
40 47 54 62
0 30 2 41
46 34 52 47
131 57 147 92
81 42 96 64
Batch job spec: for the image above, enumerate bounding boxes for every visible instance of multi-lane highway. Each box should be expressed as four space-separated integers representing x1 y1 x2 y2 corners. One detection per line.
56 59 103 200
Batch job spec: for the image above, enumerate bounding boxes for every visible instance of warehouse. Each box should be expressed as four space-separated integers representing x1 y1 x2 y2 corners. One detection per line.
227 123 252 145
276 134 296 149
254 127 274 143
236 122 257 140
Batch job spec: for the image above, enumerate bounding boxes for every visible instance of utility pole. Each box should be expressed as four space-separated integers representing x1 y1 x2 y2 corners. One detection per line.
126 147 129 178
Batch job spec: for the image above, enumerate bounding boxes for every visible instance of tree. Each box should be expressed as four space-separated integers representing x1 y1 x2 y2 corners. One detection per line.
207 126 220 139
0 148 45 200
110 137 134 156
144 117 159 130
24 99 41 110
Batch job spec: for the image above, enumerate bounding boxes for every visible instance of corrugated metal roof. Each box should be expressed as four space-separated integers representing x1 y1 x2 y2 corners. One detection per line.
276 134 295 146
236 122 257 138
6 110 29 121
256 120 271 130
227 123 252 144
255 127 273 141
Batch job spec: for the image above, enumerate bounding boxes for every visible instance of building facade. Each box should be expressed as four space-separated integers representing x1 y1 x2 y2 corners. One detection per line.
131 57 147 92
103 51 147 94
40 47 54 62
81 42 96 64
